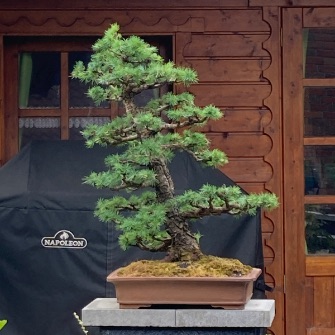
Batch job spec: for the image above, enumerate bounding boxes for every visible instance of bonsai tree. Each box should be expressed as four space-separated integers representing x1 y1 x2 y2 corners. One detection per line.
72 23 278 264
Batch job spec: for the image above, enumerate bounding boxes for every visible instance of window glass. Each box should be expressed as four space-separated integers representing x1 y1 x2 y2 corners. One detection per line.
304 87 335 136
304 29 335 79
304 146 335 195
69 52 109 108
134 88 160 107
19 52 60 108
14 36 172 153
69 117 110 140
305 204 335 254
19 117 60 148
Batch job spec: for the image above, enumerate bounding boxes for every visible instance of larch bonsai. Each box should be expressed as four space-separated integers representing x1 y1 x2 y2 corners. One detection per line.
72 23 278 264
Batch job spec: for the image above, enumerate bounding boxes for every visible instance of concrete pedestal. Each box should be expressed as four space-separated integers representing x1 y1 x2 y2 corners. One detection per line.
82 298 275 335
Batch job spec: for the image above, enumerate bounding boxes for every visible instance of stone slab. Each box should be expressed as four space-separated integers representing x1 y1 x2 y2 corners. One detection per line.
176 300 275 327
82 298 176 327
100 327 265 335
82 298 275 328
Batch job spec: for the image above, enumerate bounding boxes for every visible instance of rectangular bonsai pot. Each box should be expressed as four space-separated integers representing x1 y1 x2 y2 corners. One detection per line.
107 267 262 310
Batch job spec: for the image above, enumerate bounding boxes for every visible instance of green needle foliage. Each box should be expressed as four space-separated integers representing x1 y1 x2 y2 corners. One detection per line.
0 320 7 331
72 23 279 262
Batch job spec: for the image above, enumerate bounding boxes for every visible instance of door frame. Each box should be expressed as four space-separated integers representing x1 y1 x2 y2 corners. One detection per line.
282 7 306 335
283 6 335 335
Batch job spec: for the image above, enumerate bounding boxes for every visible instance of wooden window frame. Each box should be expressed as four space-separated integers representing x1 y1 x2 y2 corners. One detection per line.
3 35 172 162
303 38 335 276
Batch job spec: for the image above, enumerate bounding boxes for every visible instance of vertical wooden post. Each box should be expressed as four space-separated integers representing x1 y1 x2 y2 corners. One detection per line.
282 7 306 335
262 7 285 335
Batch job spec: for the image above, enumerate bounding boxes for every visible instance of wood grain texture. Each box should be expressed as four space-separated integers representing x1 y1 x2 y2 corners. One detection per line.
303 78 335 87
304 8 335 27
0 0 249 9
306 257 335 276
0 9 269 34
313 277 334 327
184 34 269 57
282 8 306 335
250 0 335 5
236 183 266 194
200 9 269 32
190 84 271 107
0 11 205 35
189 59 270 82
261 7 285 335
305 277 314 328
307 328 335 335
208 133 272 157
204 109 271 132
220 158 273 183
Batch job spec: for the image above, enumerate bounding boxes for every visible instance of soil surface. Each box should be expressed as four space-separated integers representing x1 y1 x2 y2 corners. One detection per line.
117 255 253 277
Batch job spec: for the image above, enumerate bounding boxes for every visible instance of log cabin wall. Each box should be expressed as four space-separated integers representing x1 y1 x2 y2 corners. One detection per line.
0 1 283 335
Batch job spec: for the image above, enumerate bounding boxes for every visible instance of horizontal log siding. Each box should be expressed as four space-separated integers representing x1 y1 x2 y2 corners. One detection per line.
180 20 271 184
0 6 282 334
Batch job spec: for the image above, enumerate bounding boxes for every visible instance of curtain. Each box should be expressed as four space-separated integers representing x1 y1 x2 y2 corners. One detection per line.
19 53 33 108
18 53 33 148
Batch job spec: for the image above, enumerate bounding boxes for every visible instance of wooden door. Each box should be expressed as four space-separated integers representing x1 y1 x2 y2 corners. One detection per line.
283 7 335 335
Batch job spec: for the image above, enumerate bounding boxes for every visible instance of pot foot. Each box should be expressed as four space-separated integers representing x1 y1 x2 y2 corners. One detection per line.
119 304 152 309
211 304 245 310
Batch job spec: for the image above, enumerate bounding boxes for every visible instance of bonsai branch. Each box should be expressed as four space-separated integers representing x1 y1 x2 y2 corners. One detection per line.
134 236 172 252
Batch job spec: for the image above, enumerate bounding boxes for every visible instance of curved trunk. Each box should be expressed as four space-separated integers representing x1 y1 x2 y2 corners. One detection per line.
123 98 137 115
164 216 203 262
151 158 203 262
151 158 175 202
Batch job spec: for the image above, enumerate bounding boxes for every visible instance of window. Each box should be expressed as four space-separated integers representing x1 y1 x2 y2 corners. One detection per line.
4 36 172 162
303 29 335 254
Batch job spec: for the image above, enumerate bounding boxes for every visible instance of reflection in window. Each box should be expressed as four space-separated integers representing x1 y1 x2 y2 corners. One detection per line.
17 36 172 149
134 88 160 107
19 52 60 108
69 52 109 108
304 146 335 195
305 204 335 254
19 117 111 147
304 29 335 79
69 117 110 140
19 117 61 149
304 87 335 137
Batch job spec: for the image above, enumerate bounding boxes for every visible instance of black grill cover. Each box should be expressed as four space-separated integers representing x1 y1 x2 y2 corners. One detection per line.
0 140 265 335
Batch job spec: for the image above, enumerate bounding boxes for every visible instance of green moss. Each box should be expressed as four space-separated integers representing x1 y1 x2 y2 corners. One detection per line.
117 255 252 277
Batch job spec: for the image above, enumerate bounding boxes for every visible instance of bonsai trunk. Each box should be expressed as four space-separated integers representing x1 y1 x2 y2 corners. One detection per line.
151 158 203 262
164 216 203 262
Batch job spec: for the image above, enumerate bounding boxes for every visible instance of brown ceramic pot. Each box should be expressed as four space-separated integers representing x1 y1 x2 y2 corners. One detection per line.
107 267 262 310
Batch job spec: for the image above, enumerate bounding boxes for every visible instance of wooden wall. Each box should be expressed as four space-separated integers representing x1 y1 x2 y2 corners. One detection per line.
0 1 284 334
